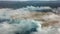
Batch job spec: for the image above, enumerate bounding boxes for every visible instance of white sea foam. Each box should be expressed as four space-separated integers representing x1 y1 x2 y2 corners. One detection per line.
0 6 60 34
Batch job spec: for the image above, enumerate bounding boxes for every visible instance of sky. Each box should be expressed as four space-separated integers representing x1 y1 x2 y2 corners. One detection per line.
0 0 59 1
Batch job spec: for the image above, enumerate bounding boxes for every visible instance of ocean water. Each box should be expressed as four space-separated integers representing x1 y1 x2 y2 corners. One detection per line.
0 1 60 9
0 1 60 34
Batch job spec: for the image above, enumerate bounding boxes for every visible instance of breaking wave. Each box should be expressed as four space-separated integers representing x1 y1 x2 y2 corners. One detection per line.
0 6 60 34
